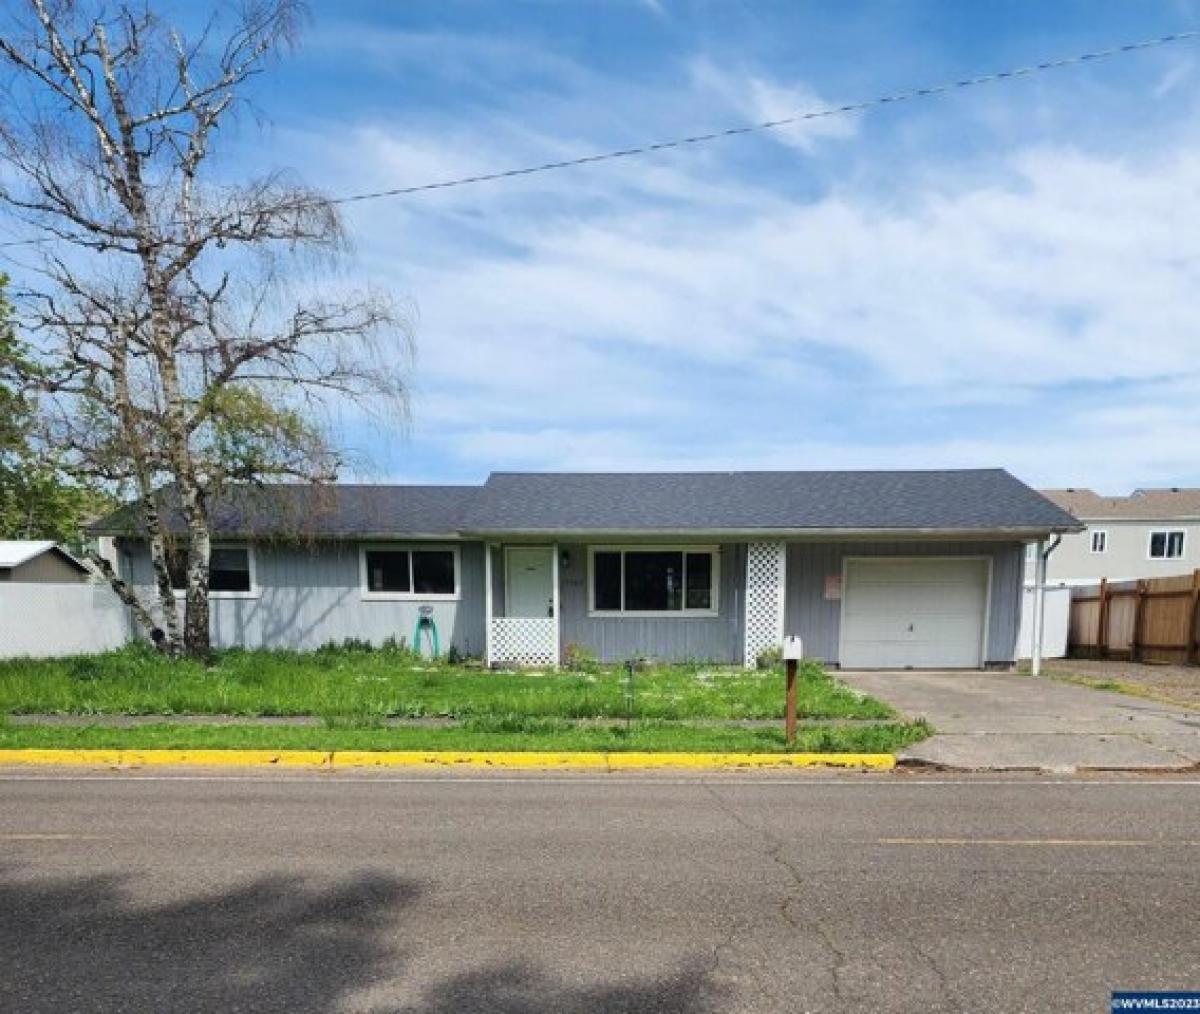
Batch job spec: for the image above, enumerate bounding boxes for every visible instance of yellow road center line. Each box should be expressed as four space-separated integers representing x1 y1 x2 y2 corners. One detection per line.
878 837 1200 846
0 833 102 840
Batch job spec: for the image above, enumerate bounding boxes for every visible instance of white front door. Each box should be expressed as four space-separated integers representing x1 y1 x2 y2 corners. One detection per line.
506 547 554 618
840 558 989 669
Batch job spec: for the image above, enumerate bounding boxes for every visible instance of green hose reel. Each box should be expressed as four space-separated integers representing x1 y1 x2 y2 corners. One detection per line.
413 606 440 658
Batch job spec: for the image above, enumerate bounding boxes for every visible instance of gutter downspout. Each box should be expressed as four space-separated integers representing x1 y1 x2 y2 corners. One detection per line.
1031 535 1062 677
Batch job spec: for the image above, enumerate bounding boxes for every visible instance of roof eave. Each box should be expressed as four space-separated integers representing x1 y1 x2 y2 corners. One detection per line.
104 530 469 541
459 524 1084 539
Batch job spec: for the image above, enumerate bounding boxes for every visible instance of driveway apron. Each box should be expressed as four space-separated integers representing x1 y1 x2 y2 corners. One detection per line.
838 670 1200 772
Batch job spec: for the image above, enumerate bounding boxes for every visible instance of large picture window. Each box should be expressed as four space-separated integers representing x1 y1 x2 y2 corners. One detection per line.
167 545 256 597
361 546 459 599
588 547 719 616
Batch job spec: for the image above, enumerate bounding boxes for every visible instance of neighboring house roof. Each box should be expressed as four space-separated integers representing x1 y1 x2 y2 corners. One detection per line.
89 469 1079 540
88 484 479 538
1040 488 1200 521
0 540 91 573
460 469 1079 534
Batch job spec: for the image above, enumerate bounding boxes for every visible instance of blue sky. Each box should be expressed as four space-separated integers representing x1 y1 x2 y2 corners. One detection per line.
56 2 1200 489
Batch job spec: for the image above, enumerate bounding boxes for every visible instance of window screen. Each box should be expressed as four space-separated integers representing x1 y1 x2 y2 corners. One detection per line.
366 550 411 593
209 547 251 592
593 551 622 611
166 546 250 592
623 551 682 611
412 550 455 594
685 552 713 609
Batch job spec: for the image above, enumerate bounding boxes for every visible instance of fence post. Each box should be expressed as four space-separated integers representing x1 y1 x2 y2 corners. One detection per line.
1189 569 1200 666
1097 578 1109 658
1132 580 1147 663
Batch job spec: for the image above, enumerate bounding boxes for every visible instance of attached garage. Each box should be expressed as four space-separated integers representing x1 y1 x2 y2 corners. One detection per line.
839 557 990 669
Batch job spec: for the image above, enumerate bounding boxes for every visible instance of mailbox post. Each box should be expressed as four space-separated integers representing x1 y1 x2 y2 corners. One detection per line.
782 636 803 747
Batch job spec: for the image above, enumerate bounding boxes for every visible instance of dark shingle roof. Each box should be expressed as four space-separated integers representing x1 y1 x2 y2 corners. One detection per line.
89 484 477 538
459 469 1079 534
90 470 1080 538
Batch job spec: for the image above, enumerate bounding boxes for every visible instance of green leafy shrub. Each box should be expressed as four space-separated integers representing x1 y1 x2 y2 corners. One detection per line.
562 643 600 672
755 646 783 670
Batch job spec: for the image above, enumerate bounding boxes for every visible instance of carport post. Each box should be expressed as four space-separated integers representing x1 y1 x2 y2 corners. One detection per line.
1031 540 1046 677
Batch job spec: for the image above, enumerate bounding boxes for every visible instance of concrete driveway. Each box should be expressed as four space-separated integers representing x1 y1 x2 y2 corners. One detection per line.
839 670 1200 772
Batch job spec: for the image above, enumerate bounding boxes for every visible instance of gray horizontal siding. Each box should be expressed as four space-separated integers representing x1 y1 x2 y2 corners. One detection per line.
784 540 1024 665
557 542 745 664
118 540 486 655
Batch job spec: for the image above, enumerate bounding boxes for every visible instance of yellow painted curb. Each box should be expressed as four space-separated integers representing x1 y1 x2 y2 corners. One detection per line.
0 748 332 768
333 750 611 769
0 748 895 771
605 752 895 770
121 749 332 768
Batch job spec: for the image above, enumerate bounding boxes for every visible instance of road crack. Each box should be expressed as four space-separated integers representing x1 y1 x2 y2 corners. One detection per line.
701 780 850 1008
909 937 954 1010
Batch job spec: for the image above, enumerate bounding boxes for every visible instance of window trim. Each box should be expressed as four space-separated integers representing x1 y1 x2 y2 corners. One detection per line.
1147 529 1186 561
171 543 259 600
359 543 461 601
586 545 720 618
1090 529 1108 555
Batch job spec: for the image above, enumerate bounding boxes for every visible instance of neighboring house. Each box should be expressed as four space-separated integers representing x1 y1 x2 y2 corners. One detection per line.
89 469 1078 670
0 541 92 583
1038 488 1200 586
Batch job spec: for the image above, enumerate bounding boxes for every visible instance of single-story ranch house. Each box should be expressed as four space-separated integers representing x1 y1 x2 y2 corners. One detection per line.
91 470 1080 669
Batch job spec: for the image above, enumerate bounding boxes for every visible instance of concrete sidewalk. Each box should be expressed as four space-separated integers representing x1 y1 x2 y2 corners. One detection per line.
839 670 1200 772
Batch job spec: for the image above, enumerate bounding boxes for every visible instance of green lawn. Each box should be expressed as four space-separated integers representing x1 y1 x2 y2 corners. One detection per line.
0 718 929 755
0 643 893 722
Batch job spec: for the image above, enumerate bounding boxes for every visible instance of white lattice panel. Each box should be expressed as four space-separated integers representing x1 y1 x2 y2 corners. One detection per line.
743 542 787 668
489 618 558 667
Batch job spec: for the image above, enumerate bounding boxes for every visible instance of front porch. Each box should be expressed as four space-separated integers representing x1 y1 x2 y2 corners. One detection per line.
482 541 787 669
484 544 561 668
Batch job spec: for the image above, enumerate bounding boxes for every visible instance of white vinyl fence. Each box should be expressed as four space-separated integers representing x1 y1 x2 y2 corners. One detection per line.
0 583 131 658
1017 584 1071 660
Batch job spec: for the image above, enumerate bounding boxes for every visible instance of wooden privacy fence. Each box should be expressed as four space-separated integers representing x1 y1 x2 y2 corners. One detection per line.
1068 570 1200 664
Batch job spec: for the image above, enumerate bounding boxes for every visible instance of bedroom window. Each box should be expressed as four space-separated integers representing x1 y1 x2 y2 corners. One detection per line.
362 546 459 599
588 547 719 616
167 545 255 596
1148 530 1185 560
1090 530 1107 554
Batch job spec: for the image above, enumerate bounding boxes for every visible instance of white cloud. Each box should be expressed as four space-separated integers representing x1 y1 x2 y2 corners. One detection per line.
263 42 1200 491
688 58 860 152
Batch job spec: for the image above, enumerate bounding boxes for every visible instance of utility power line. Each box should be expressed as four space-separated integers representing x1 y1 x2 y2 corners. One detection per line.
0 28 1197 251
324 29 1200 206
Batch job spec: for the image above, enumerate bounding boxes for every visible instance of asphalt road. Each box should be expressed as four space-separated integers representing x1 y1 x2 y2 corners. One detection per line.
1 769 1198 1013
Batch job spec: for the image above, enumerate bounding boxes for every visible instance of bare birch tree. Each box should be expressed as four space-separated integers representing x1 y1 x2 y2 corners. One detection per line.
0 1 407 658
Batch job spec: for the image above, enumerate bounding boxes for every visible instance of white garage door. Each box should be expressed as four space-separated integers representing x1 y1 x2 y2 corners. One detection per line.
840 558 989 669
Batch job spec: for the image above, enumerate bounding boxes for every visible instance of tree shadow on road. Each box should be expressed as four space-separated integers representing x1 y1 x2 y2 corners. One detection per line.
0 866 723 1013
397 959 722 1014
0 866 417 1013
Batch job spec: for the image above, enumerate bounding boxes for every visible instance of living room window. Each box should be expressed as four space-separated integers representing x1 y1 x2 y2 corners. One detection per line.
588 547 719 616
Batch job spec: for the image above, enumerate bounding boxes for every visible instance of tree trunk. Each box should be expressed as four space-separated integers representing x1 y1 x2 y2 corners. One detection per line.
183 513 211 662
143 515 182 657
148 270 212 661
82 549 161 642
